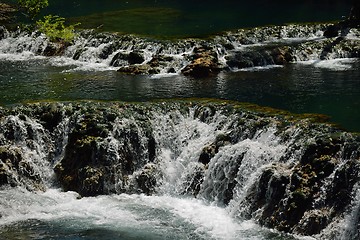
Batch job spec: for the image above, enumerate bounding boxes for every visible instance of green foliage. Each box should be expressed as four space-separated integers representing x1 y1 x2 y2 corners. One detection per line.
36 15 79 43
18 0 48 18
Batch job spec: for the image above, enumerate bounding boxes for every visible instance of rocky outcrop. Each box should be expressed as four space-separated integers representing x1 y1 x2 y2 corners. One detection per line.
0 102 159 196
242 130 360 236
52 103 158 197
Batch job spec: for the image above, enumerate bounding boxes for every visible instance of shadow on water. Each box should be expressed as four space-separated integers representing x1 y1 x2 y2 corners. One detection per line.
33 0 353 38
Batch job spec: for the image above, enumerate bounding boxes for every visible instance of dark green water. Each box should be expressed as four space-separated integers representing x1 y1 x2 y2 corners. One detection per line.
7 0 353 37
1 59 359 132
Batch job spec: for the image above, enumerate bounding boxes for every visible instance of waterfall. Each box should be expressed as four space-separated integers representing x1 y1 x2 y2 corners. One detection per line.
0 114 55 190
1 24 359 74
1 101 360 239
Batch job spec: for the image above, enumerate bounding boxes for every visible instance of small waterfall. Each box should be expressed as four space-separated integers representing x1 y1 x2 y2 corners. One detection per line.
0 114 55 190
1 24 359 74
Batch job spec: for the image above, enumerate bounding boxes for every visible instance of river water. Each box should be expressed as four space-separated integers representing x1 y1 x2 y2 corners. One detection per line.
46 0 351 38
0 1 360 240
0 58 359 132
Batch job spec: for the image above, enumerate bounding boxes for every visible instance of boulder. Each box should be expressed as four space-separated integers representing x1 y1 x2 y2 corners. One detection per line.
110 52 129 67
181 163 205 197
111 50 146 67
271 47 293 65
117 64 154 75
199 133 231 165
182 46 222 78
226 50 273 69
244 132 360 235
128 50 145 64
43 41 68 56
323 24 340 38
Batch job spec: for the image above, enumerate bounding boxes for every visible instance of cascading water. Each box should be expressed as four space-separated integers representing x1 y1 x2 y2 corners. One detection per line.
1 5 360 239
1 23 359 74
0 101 359 239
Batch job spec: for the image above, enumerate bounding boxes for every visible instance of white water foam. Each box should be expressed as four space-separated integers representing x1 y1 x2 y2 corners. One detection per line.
49 56 118 72
234 65 284 72
0 187 296 240
152 108 229 194
298 58 357 71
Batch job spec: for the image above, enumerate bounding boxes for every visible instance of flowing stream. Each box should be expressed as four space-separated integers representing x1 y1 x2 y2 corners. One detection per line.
0 2 360 239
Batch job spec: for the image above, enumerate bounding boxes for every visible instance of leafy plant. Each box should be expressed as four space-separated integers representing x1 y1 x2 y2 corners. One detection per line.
36 15 79 43
18 0 48 18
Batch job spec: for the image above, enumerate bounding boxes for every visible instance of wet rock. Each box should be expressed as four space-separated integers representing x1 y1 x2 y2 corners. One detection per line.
271 47 293 65
117 54 175 74
72 48 86 60
53 103 157 197
117 64 153 75
38 103 64 131
54 109 113 195
243 131 360 236
294 209 331 235
182 47 222 78
194 105 217 122
111 50 145 66
326 159 360 212
324 24 340 38
135 163 158 195
43 41 68 56
181 163 206 197
148 55 175 73
0 146 45 191
0 26 6 40
99 42 119 59
199 133 231 165
128 50 145 64
199 144 217 165
226 50 273 69
110 52 129 67
78 166 104 197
